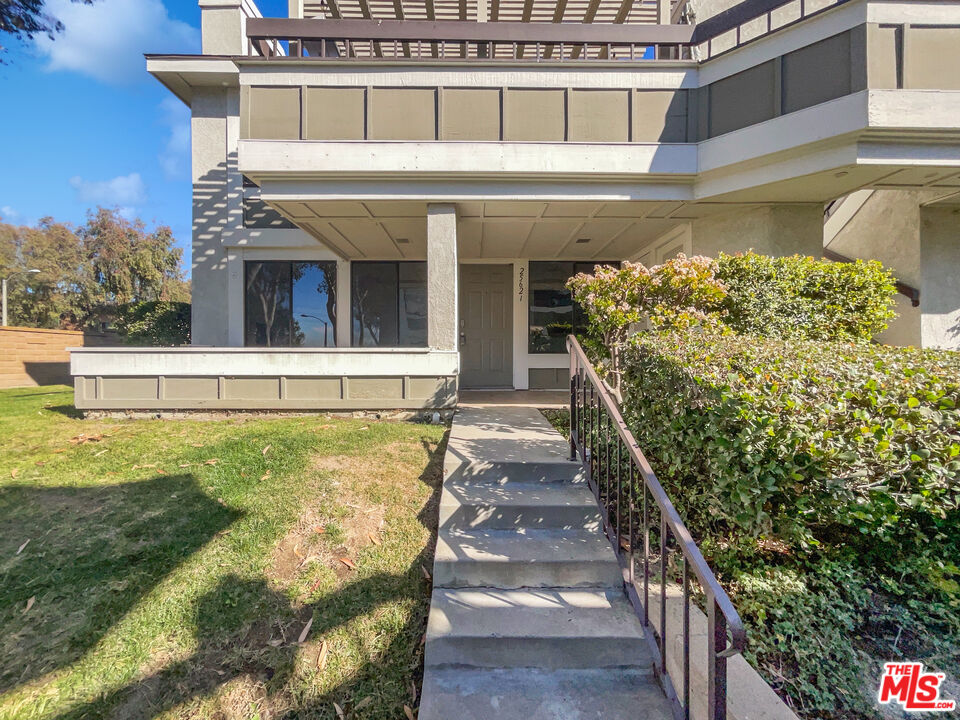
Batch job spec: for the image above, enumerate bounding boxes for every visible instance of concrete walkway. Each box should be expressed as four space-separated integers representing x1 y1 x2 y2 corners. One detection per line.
420 406 673 720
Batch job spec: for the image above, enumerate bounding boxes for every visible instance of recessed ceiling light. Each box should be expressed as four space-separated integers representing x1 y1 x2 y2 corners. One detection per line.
575 238 591 244
396 238 410 244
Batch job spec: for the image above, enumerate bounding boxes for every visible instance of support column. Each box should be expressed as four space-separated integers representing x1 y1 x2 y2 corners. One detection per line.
427 204 458 351
336 259 351 347
920 207 960 350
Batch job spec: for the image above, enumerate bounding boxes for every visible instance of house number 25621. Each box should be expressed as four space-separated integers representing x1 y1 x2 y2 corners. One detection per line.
518 267 525 301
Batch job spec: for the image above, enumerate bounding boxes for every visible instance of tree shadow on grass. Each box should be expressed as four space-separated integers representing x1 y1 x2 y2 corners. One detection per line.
48 432 448 720
40 404 86 419
0 474 240 695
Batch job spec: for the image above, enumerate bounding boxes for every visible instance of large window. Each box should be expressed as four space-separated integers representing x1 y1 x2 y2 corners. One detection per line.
351 262 427 347
528 261 619 354
244 261 337 347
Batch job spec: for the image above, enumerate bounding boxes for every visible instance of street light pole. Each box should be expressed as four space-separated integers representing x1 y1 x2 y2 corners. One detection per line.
1 269 41 327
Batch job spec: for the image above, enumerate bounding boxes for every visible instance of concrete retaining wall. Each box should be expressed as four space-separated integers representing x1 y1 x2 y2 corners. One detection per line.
0 327 117 389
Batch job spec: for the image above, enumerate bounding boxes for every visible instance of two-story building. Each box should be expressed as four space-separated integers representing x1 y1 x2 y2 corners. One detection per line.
71 0 960 411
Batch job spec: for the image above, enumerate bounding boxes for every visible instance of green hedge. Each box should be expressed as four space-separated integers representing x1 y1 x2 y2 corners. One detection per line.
619 331 960 716
620 331 960 556
716 252 897 342
114 301 191 346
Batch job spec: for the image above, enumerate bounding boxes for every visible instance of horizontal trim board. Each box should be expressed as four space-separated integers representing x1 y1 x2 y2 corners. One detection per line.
70 349 460 377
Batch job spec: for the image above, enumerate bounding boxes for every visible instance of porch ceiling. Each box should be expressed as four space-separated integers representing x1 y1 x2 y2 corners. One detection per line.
269 199 781 259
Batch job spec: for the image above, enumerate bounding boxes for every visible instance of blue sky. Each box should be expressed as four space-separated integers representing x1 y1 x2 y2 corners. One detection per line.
0 0 288 268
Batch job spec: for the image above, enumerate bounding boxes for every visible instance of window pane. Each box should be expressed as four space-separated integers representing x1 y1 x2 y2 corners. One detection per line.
398 262 427 346
529 262 574 354
352 263 399 347
292 262 337 347
245 262 292 347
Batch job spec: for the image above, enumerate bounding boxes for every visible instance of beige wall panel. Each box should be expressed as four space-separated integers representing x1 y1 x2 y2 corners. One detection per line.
407 376 455 402
285 377 343 400
247 87 301 140
304 87 366 140
708 61 777 137
349 377 404 399
529 368 566 390
224 377 281 401
867 24 900 89
782 32 852 114
101 377 159 400
369 88 436 140
165 377 220 400
568 90 629 143
503 89 565 141
905 27 960 90
691 205 822 259
634 90 688 143
441 89 500 140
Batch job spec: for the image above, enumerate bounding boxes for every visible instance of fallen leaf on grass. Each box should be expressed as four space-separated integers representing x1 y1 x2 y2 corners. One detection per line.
132 464 156 471
16 539 30 555
404 704 416 720
339 558 356 570
355 696 372 710
52 449 66 454
204 459 219 466
267 639 283 647
421 565 432 581
260 470 271 481
179 463 192 468
319 424 334 430
359 426 369 431
23 596 35 614
333 702 345 720
94 449 108 457
156 468 167 475
10 469 18 479
314 526 326 534
191 443 205 448
308 577 324 594
368 533 381 546
262 444 271 455
410 680 418 703
298 617 314 644
317 640 329 670
69 433 103 445
35 461 46 467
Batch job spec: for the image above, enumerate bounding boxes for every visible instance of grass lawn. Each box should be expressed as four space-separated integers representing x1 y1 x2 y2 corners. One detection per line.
0 386 448 720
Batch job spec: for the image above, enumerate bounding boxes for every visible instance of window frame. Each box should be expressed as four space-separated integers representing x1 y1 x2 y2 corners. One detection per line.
243 260 337 348
350 260 429 348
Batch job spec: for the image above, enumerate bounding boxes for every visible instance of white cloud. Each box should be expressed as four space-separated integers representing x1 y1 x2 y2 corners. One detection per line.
35 0 199 85
70 173 147 207
1 206 19 221
158 96 191 180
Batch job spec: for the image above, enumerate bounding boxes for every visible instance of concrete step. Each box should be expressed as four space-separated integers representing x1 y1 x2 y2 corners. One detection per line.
419 667 673 720
439 480 601 530
425 588 653 670
434 528 623 588
445 460 586 485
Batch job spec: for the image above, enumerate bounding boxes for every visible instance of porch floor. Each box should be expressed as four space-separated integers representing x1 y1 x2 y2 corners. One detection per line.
458 389 567 409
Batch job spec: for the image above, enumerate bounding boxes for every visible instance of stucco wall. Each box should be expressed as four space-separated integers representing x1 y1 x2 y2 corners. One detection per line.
691 204 823 258
920 207 960 350
828 189 924 347
0 327 116 389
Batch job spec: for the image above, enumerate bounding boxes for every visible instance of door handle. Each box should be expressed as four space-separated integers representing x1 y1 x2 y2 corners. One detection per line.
460 332 466 346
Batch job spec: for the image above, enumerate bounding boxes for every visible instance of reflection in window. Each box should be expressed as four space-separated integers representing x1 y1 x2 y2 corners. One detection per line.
244 261 336 347
351 262 427 347
528 261 619 354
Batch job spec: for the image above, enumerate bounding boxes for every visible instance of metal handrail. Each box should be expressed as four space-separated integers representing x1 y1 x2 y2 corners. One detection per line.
567 334 746 720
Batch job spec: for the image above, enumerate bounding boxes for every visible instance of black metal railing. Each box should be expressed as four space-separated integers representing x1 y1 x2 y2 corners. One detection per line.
567 334 746 720
245 18 695 61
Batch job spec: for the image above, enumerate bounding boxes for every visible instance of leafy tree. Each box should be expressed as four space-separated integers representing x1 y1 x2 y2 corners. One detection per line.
0 207 188 329
0 0 95 55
